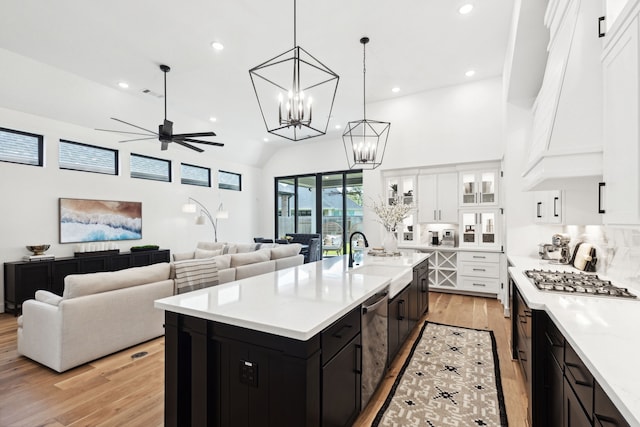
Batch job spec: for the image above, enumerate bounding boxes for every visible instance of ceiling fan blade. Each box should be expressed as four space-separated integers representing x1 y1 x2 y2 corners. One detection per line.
174 140 204 152
110 117 158 135
179 138 224 147
118 137 158 143
172 131 217 138
95 128 157 136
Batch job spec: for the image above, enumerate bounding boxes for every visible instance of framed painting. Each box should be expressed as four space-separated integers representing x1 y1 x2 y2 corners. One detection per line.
59 198 142 243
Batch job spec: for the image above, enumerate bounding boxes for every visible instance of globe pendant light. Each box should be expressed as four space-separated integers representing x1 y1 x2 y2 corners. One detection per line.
343 36 390 170
249 0 339 141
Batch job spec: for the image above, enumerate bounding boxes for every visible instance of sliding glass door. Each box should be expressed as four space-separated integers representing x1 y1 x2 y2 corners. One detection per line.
275 170 363 258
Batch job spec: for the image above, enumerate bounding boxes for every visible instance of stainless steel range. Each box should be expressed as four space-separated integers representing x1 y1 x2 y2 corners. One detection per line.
524 269 637 298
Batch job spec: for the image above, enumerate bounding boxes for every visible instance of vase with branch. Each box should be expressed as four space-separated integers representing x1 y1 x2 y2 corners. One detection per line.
371 195 415 253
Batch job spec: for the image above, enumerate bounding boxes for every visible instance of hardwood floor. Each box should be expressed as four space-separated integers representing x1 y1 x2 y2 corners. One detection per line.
0 292 527 426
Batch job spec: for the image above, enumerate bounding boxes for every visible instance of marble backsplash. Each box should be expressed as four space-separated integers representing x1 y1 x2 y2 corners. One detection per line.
564 225 640 285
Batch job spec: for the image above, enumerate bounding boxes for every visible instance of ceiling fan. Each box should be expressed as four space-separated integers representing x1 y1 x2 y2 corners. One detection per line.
96 64 223 153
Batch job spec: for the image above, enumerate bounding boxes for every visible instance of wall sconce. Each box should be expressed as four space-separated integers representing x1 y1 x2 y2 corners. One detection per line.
182 198 228 242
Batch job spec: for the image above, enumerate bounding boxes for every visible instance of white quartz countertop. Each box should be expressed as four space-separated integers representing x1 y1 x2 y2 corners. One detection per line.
155 253 428 341
508 255 640 426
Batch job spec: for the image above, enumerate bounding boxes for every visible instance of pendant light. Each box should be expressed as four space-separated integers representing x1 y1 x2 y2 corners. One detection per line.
249 0 339 141
342 37 390 170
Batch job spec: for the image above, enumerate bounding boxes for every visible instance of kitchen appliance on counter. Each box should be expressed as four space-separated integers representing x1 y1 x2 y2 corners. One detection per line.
550 233 571 264
524 270 637 298
430 231 439 246
538 243 561 261
441 229 456 247
361 291 389 408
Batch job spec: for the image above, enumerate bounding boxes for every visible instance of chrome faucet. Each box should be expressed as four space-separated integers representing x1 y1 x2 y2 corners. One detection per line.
348 232 369 268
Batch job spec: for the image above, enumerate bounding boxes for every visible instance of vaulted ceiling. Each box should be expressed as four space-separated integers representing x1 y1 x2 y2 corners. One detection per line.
0 0 515 166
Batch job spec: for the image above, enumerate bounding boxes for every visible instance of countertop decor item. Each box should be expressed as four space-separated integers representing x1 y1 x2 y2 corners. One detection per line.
371 195 414 236
249 0 339 141
129 245 159 252
26 244 50 255
343 36 391 170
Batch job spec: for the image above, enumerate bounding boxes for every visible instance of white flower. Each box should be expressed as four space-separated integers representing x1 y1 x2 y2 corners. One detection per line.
370 195 415 232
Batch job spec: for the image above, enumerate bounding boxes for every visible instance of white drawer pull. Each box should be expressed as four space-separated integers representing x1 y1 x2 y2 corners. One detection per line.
473 283 486 287
472 268 486 272
473 255 486 259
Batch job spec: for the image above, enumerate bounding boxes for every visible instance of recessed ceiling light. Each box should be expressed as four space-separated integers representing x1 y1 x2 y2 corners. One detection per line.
465 69 476 77
209 116 217 122
118 81 129 89
459 4 474 14
263 137 269 142
335 124 341 129
391 87 400 93
211 41 224 51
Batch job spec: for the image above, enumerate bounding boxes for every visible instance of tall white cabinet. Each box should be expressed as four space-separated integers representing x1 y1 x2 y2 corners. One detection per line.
602 7 640 225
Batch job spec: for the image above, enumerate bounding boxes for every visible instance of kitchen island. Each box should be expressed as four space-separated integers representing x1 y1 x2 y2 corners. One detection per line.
508 256 640 427
155 252 429 427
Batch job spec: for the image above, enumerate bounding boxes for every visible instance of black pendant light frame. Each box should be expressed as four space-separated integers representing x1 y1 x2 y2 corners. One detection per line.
343 36 390 170
249 0 339 141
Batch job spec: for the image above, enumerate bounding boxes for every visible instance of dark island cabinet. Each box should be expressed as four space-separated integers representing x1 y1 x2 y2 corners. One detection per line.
409 259 429 322
510 273 631 427
4 249 170 314
165 306 363 427
388 284 411 364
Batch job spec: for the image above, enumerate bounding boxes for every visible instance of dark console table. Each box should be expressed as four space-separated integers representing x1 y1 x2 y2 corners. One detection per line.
4 249 170 315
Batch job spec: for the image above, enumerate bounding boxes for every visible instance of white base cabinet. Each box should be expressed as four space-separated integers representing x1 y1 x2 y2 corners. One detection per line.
427 250 501 296
418 173 458 223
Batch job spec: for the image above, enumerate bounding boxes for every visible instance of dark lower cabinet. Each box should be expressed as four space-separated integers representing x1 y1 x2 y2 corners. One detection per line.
409 260 429 322
322 334 362 427
388 284 411 364
564 377 592 427
165 306 364 427
511 273 631 427
4 249 170 314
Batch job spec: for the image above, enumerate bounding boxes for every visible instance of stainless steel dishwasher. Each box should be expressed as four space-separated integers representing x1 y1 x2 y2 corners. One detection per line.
361 291 388 408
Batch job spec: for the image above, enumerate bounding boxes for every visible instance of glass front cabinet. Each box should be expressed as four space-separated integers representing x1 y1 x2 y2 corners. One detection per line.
460 170 498 207
459 209 501 249
386 175 416 242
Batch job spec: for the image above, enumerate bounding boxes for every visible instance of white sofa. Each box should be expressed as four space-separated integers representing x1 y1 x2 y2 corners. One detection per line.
17 262 173 372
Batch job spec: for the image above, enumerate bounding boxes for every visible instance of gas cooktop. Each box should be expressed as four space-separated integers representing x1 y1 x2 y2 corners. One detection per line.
524 269 637 299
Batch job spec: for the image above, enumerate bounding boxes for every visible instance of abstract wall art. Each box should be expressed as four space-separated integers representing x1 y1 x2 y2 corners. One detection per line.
59 198 142 243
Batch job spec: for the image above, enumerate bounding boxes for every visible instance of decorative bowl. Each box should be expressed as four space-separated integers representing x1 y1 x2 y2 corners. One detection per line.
26 244 50 255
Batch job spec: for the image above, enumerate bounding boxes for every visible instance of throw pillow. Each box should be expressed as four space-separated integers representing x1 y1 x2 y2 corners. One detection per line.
173 251 195 261
270 243 302 259
230 249 271 267
195 248 222 259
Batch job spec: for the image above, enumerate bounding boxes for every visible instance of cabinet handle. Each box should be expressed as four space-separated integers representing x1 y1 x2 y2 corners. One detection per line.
421 278 427 293
598 16 606 38
565 362 593 387
553 197 559 217
472 255 486 259
594 413 620 427
438 210 441 220
598 182 606 214
434 210 437 220
472 268 486 272
472 283 486 287
398 300 405 320
518 314 527 324
536 202 542 218
354 344 362 374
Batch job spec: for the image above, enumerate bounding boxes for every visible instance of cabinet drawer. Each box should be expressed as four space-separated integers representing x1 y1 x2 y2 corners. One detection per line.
594 381 630 427
565 342 594 421
458 277 500 293
458 261 499 278
458 251 500 263
322 307 361 365
545 316 565 366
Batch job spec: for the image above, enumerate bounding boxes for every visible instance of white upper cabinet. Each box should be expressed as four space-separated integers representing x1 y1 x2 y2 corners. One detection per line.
602 2 640 224
417 173 458 223
533 190 563 224
533 177 603 225
522 0 605 190
459 209 502 249
460 170 499 207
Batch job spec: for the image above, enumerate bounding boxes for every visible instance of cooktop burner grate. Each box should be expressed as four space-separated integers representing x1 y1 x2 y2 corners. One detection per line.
524 269 637 299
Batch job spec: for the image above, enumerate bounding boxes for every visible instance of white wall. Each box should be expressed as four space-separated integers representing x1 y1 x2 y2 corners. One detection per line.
0 107 261 312
260 77 506 246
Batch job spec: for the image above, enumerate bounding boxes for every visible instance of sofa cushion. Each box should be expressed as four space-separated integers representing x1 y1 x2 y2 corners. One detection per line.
195 248 222 259
235 261 276 280
270 243 302 260
230 249 271 267
173 258 219 294
196 242 226 251
173 251 195 261
63 262 171 299
213 254 232 270
35 290 63 306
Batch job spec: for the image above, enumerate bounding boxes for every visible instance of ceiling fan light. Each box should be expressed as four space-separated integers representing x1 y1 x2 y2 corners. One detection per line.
211 41 224 50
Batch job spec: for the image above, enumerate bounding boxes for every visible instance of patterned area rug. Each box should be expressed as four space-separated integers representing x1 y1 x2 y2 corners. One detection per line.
373 321 508 427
